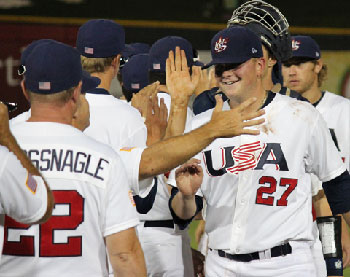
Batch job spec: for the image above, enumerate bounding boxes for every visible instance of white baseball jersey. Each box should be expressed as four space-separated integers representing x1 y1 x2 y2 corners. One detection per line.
310 91 350 193
84 90 147 193
0 146 48 259
0 122 139 277
188 92 345 254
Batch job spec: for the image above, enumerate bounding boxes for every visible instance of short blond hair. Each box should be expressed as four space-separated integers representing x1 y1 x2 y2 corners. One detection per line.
27 86 75 105
81 55 117 74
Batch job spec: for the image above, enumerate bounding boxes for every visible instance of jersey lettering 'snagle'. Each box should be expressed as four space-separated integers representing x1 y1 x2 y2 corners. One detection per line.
203 142 289 176
24 148 109 181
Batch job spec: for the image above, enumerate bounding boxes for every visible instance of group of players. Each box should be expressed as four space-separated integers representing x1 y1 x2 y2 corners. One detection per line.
1 0 350 276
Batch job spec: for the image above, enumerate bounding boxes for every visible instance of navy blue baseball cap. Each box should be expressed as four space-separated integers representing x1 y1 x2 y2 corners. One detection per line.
122 54 149 92
204 26 263 69
76 19 125 58
122 43 150 59
25 41 83 94
291 36 321 60
18 39 56 75
82 70 100 93
149 36 194 72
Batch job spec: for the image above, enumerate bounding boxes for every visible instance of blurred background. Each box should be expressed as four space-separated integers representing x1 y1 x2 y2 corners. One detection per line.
1 0 350 118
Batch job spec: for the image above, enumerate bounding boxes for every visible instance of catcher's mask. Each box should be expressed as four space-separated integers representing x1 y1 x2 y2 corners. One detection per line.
227 0 292 62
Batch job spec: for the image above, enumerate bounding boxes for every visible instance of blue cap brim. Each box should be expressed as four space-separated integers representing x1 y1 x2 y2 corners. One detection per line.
82 70 101 93
202 56 250 69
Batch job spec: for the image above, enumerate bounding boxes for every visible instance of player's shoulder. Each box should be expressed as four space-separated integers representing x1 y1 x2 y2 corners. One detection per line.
322 91 350 107
9 109 31 127
273 92 319 118
13 121 119 159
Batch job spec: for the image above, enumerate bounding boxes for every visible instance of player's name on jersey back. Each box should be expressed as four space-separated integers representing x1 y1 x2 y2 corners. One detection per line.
22 146 112 186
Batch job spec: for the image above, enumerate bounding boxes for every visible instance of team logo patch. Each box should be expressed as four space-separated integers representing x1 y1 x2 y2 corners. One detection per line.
252 47 258 54
120 147 136 152
39 82 51 90
131 83 140 89
291 39 300 51
214 37 229 53
26 173 37 194
128 190 136 207
84 47 94 54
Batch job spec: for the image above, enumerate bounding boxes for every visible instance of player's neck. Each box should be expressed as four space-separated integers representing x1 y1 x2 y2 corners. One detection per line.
91 70 114 92
229 87 266 112
302 86 322 105
262 70 274 91
28 104 74 126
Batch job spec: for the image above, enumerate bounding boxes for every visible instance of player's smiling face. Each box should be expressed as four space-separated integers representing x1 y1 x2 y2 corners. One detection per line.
215 59 260 101
282 58 321 95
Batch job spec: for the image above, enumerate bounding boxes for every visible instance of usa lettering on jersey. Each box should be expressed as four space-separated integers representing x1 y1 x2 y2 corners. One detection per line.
203 141 289 176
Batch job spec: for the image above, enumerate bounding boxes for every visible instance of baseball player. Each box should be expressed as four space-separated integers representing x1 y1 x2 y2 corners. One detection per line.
0 101 53 260
169 26 350 277
121 53 150 102
0 40 146 276
282 35 350 276
76 19 149 192
117 42 150 100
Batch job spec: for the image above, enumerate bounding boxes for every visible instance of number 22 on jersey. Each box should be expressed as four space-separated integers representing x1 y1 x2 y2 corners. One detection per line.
3 190 84 257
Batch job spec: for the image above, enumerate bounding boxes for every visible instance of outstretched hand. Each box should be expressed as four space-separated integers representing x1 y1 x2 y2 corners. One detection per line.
166 47 199 103
208 95 265 138
145 95 168 146
175 159 203 197
131 81 160 117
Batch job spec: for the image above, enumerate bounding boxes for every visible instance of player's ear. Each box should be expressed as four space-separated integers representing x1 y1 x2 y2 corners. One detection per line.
72 81 82 104
314 59 323 74
112 54 121 69
20 80 30 101
256 57 266 78
267 57 277 68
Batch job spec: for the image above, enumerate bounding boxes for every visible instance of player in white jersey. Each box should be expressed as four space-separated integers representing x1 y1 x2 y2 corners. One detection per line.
0 101 53 260
76 20 148 192
282 35 350 277
0 40 146 277
169 26 350 277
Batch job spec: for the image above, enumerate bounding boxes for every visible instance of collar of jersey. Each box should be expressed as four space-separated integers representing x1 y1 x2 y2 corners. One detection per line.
86 87 110 95
261 91 276 109
312 90 325 107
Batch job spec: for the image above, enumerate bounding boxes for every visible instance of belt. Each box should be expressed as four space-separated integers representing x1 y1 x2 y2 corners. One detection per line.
217 243 292 262
143 220 174 229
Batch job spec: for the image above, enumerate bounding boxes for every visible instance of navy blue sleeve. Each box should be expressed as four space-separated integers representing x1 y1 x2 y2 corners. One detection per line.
322 170 350 215
168 187 203 230
133 177 157 214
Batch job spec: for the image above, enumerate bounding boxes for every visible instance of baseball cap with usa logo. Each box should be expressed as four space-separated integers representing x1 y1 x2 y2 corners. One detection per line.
25 41 82 94
291 35 321 60
76 19 125 58
203 26 263 69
